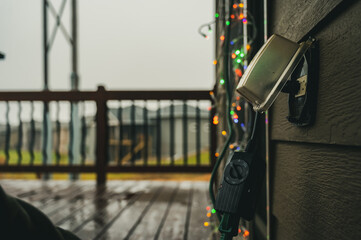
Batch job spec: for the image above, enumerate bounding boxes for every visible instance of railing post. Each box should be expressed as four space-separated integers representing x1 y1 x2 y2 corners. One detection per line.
96 86 108 186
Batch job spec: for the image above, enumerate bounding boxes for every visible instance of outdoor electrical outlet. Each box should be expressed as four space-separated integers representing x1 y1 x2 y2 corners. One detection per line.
236 34 318 126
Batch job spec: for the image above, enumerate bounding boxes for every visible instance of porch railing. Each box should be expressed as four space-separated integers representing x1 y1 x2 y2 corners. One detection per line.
0 86 217 184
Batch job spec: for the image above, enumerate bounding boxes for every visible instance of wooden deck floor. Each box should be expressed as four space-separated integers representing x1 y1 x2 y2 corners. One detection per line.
0 180 216 240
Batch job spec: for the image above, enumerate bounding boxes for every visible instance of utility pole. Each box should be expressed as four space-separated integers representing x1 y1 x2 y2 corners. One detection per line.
70 0 80 180
43 0 52 179
42 0 80 179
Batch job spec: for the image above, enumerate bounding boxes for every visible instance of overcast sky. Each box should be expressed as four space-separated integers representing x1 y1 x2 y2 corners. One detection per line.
0 0 214 123
0 0 214 91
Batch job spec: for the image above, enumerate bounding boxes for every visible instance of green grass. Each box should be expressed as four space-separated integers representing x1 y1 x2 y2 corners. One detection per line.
127 151 210 166
0 150 69 165
0 150 211 180
0 150 210 166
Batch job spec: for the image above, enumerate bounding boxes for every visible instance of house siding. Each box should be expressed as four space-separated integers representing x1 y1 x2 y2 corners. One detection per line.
269 0 361 239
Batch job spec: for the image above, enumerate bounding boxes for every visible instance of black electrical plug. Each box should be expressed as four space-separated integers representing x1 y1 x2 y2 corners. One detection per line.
215 151 250 214
215 149 265 238
215 151 252 238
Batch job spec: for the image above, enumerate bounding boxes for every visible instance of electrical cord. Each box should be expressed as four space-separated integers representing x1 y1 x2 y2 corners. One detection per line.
198 21 215 39
209 4 260 240
207 2 262 239
245 111 259 152
209 0 235 222
219 213 233 240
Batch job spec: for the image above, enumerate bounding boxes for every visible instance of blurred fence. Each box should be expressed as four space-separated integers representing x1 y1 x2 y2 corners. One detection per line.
0 87 217 184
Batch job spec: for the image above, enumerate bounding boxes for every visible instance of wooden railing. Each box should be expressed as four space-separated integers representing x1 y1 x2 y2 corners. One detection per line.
0 86 217 184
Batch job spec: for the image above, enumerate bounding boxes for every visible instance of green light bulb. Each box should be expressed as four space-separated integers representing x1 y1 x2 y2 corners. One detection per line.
230 111 235 115
240 53 245 57
215 13 219 18
226 21 230 26
235 50 240 55
211 209 216 214
220 79 225 85
237 59 241 63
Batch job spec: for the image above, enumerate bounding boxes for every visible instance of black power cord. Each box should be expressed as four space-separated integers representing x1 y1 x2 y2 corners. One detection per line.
209 1 262 239
209 0 235 221
216 111 260 240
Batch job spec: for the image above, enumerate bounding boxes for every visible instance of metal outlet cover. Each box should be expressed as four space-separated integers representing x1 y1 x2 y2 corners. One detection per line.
236 34 312 112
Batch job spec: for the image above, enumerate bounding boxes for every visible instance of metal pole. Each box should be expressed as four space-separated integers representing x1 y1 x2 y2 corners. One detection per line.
264 0 270 238
43 0 52 179
70 0 80 179
43 0 48 90
71 0 78 90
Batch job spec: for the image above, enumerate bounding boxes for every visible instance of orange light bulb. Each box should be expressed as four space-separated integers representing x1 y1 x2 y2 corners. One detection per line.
235 69 243 77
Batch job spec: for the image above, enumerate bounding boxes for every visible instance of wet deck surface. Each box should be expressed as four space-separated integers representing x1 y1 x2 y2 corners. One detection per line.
0 180 215 240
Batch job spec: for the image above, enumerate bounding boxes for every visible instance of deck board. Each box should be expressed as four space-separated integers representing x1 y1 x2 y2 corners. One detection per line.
97 181 162 240
157 181 192 240
128 182 179 240
56 182 136 229
188 181 214 240
50 184 116 225
0 180 215 240
76 181 153 239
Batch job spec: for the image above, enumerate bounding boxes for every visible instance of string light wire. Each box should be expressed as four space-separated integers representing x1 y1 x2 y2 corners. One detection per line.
208 1 261 239
229 11 257 47
198 21 216 39
209 0 235 222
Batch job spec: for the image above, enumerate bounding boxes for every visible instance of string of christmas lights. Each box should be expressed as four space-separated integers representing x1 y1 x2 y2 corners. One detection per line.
207 1 257 239
198 21 215 39
213 0 257 143
204 204 250 239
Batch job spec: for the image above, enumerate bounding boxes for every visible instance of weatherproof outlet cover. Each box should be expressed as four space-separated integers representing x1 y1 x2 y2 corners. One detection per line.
236 34 313 112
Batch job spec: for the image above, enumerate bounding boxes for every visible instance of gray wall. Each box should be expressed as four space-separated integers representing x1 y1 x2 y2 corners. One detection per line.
268 0 361 239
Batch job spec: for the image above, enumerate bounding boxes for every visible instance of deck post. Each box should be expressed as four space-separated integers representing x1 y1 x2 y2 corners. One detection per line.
96 86 108 185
